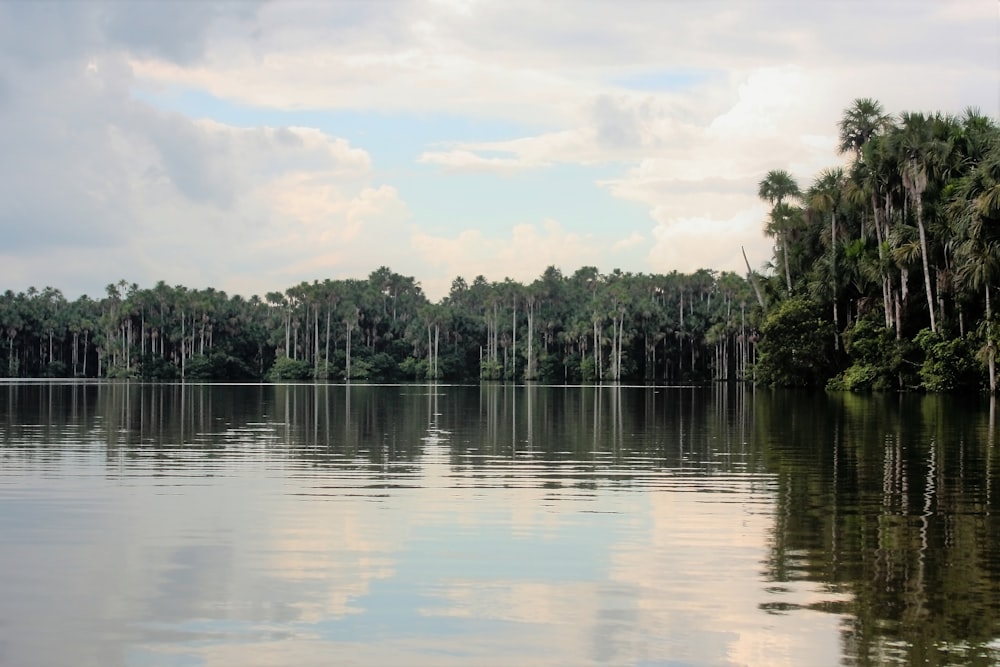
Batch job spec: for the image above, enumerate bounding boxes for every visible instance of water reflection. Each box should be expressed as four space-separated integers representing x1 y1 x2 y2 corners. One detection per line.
757 390 1000 666
0 382 998 666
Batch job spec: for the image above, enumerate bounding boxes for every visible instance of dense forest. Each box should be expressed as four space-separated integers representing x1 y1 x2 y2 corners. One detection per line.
1 98 996 391
0 267 756 384
752 98 999 393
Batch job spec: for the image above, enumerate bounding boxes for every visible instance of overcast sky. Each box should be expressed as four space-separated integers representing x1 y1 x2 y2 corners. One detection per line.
1 0 996 301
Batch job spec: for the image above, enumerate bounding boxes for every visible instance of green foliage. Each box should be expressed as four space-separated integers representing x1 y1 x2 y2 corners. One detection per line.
106 365 138 379
139 354 180 380
41 361 68 378
748 99 1000 392
828 317 899 391
368 352 401 382
400 356 428 380
346 358 373 381
913 329 981 392
480 358 502 381
0 266 757 386
183 355 215 380
755 297 835 387
185 354 255 380
537 353 564 383
268 357 313 381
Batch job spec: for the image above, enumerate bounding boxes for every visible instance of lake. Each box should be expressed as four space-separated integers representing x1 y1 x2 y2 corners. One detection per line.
1 382 998 666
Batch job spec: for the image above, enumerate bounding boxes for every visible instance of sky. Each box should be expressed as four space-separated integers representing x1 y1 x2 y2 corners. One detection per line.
0 1 996 302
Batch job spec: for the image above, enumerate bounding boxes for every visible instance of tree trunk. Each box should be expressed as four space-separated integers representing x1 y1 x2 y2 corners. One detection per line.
511 300 517 380
873 193 892 328
434 324 440 379
915 200 937 334
324 308 331 377
741 247 766 311
616 311 625 382
426 324 432 378
988 287 996 394
284 313 290 358
831 210 839 351
345 322 352 380
526 300 535 380
782 236 792 295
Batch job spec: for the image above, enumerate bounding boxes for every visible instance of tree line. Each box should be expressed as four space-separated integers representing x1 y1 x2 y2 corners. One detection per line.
0 266 757 383
752 98 1000 392
6 97 995 391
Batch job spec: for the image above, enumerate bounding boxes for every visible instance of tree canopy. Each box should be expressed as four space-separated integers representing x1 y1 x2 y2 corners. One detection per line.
0 266 757 384
752 99 1000 392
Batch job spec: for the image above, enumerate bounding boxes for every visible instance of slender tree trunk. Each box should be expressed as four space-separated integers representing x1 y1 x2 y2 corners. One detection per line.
593 319 599 381
616 311 625 382
325 308 331 377
915 199 936 334
741 247 766 311
612 317 619 382
511 300 517 380
782 236 792 295
427 324 433 378
831 211 839 351
284 313 290 358
346 322 352 380
988 287 996 394
989 356 996 395
874 193 892 328
526 301 534 380
180 312 186 379
314 308 320 376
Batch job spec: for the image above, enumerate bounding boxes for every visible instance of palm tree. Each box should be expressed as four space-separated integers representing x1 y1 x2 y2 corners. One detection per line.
893 112 949 333
841 100 897 329
758 169 802 295
838 97 892 159
953 145 1000 391
808 167 847 346
858 130 907 330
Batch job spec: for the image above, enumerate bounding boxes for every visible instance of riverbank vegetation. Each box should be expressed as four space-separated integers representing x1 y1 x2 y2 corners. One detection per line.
2 99 995 391
0 267 756 383
752 98 999 392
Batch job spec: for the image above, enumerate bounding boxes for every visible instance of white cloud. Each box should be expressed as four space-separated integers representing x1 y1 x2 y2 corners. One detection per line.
417 149 546 173
612 232 645 252
648 206 773 277
0 0 993 300
0 43 410 298
412 218 601 297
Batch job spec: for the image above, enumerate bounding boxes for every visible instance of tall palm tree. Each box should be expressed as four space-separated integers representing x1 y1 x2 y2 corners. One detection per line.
953 145 1000 391
758 169 802 295
808 167 847 347
862 131 909 330
841 100 898 329
892 112 949 333
838 97 892 159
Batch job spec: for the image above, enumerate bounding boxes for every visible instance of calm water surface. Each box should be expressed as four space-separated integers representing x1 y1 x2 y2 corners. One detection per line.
1 382 998 667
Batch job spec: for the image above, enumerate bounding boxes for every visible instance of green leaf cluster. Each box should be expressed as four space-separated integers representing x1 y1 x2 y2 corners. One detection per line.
753 98 1000 392
754 297 835 387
